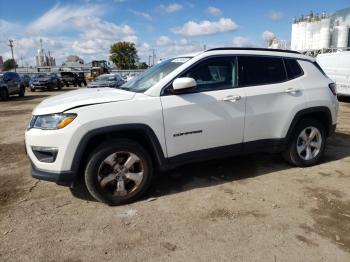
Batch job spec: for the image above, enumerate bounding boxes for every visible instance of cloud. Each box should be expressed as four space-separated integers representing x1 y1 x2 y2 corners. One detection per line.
207 6 222 17
232 36 255 47
156 38 204 59
27 3 104 33
156 36 172 46
171 18 239 36
70 16 135 40
130 9 152 21
262 30 276 43
158 3 183 13
0 3 150 65
268 10 284 21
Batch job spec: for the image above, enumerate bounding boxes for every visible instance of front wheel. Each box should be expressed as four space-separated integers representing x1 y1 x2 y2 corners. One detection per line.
0 88 9 101
283 118 326 167
84 139 153 205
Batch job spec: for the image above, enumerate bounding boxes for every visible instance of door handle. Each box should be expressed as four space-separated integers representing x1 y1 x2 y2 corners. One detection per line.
222 95 241 102
285 88 300 94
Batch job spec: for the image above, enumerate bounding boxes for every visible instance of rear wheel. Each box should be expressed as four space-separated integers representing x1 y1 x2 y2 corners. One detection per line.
283 118 326 167
84 139 153 205
0 87 9 101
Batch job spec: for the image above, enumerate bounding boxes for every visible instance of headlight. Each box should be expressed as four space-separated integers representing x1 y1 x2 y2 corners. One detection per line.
29 113 77 130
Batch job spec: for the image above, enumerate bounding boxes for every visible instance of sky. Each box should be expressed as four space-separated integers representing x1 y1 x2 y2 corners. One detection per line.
0 0 349 66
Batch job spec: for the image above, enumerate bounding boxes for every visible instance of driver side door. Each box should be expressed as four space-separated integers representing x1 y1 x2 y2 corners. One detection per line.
160 56 246 158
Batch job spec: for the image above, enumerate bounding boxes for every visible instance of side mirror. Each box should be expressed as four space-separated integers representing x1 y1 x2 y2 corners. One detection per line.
172 77 197 92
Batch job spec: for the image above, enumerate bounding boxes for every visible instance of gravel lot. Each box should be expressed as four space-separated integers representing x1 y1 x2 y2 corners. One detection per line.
0 88 349 262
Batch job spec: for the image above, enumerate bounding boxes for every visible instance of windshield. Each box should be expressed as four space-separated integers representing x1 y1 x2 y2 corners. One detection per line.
121 57 192 92
96 75 115 81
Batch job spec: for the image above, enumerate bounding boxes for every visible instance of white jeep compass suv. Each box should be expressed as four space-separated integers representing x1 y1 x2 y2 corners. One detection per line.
25 48 338 205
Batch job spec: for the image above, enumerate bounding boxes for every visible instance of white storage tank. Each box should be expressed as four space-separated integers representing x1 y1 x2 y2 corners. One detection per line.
320 18 331 49
336 24 349 48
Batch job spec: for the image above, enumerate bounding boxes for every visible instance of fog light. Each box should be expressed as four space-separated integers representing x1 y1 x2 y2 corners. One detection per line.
31 146 58 163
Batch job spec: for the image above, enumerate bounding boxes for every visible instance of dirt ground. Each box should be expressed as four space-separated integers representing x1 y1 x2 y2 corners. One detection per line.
0 88 350 262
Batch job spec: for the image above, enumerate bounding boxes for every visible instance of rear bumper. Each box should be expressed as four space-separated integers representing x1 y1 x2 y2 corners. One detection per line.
30 161 76 187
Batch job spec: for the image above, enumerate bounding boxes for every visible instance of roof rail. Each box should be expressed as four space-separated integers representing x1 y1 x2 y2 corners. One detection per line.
205 47 300 54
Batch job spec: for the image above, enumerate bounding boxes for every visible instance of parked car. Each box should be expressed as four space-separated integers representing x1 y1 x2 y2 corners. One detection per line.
0 72 25 100
30 73 62 91
316 51 350 97
60 72 87 87
88 73 125 88
20 74 31 87
25 48 338 205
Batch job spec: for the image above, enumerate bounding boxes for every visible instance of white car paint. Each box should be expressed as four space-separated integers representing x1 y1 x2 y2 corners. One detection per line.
316 51 350 96
33 87 135 115
25 49 338 175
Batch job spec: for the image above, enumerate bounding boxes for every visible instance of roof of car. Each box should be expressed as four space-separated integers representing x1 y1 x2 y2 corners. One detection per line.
206 47 300 54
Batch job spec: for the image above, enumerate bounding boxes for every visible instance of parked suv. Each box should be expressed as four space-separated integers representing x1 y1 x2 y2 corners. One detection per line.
25 48 338 205
0 72 25 100
60 72 87 87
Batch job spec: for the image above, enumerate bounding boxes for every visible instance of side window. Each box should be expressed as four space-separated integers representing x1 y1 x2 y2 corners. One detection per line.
238 56 287 86
181 57 237 92
284 59 303 79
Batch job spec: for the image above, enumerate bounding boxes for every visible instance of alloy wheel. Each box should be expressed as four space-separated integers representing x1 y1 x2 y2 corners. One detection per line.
97 151 144 197
296 126 322 161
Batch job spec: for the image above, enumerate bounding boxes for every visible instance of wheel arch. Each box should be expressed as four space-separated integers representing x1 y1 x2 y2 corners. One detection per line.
286 106 333 141
71 124 166 181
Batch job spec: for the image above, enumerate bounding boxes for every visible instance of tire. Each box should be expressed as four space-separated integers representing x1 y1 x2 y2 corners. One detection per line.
84 139 153 205
57 82 62 90
30 87 36 92
19 86 25 97
0 87 9 101
283 118 326 167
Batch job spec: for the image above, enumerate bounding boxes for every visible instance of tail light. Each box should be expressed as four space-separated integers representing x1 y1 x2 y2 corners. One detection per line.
328 83 337 96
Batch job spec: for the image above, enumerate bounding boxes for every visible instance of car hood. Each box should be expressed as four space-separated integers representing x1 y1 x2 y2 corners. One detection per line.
33 88 136 115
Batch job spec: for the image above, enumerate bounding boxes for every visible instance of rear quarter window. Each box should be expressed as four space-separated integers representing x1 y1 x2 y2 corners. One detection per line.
284 59 303 79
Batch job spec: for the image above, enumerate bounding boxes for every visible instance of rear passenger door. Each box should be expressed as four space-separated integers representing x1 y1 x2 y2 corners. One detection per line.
238 56 307 142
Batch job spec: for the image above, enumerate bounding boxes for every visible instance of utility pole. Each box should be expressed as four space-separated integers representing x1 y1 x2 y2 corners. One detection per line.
152 49 156 66
8 39 16 72
148 55 152 66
